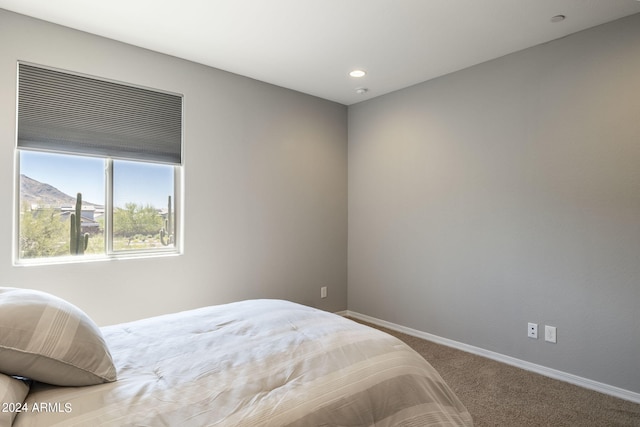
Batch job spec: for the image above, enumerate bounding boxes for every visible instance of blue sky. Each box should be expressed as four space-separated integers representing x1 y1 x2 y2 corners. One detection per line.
20 151 174 208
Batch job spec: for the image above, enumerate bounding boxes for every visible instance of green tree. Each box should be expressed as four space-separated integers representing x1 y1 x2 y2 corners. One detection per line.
20 204 68 258
113 203 163 238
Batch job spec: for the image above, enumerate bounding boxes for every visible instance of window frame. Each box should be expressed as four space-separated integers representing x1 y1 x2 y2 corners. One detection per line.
14 150 183 266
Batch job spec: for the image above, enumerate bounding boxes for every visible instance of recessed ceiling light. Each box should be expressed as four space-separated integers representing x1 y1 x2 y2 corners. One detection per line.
349 70 366 78
550 14 566 23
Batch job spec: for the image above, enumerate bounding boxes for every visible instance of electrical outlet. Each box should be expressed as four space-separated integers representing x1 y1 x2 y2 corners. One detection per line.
320 286 327 299
545 325 557 343
528 322 538 339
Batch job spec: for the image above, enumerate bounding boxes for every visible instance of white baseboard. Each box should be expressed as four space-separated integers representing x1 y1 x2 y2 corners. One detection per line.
344 310 640 405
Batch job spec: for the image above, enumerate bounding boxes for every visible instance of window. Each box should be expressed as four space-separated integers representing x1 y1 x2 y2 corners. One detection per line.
112 160 175 252
16 63 182 264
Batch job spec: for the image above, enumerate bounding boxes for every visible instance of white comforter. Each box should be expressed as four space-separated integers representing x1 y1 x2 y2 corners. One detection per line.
13 299 472 426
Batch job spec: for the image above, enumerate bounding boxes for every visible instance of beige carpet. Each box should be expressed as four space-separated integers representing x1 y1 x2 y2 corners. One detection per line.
354 319 640 426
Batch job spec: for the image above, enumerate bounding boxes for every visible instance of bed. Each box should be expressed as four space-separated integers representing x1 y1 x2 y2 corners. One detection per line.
0 287 472 426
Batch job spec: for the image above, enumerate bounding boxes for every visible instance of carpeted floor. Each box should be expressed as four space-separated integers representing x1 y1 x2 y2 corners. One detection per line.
355 319 640 426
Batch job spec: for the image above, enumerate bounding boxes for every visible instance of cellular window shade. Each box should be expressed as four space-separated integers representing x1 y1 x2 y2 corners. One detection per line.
18 63 182 164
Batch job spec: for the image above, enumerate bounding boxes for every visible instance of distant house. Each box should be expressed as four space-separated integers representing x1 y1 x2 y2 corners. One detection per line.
58 205 102 234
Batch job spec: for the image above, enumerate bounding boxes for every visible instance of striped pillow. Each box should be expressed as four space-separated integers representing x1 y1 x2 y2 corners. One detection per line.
0 287 116 386
0 373 30 426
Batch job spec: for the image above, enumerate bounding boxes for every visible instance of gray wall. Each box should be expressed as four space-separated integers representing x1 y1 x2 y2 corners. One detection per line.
0 9 348 325
348 14 640 394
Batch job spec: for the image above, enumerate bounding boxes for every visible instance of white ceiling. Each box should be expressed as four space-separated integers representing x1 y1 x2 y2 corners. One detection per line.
1 0 639 105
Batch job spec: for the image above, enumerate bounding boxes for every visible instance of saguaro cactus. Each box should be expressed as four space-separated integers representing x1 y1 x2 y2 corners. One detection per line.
160 195 174 246
70 192 89 255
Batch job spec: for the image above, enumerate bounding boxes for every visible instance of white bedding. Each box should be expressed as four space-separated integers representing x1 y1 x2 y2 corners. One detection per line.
12 299 472 426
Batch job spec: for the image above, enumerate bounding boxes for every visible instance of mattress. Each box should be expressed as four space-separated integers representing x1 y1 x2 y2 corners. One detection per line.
11 299 472 426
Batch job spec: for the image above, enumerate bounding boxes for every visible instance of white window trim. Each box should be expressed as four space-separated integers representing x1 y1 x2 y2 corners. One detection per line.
13 151 183 266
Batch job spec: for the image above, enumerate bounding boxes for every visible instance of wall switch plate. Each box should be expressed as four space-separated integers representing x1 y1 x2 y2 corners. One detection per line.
528 322 538 339
545 325 557 343
321 286 327 299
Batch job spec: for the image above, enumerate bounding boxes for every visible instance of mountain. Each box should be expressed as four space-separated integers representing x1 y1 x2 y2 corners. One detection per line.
20 174 99 207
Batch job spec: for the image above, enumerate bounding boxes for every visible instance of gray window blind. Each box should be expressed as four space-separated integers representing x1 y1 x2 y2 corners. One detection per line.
18 63 183 164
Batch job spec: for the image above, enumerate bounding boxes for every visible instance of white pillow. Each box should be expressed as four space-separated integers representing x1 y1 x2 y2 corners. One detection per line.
0 373 30 426
0 287 117 386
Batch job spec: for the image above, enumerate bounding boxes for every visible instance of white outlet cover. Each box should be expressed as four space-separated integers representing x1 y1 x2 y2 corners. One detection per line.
528 322 538 339
545 325 557 343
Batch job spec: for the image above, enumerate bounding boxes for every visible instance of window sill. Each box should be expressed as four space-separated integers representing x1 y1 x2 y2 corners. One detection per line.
14 250 181 267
